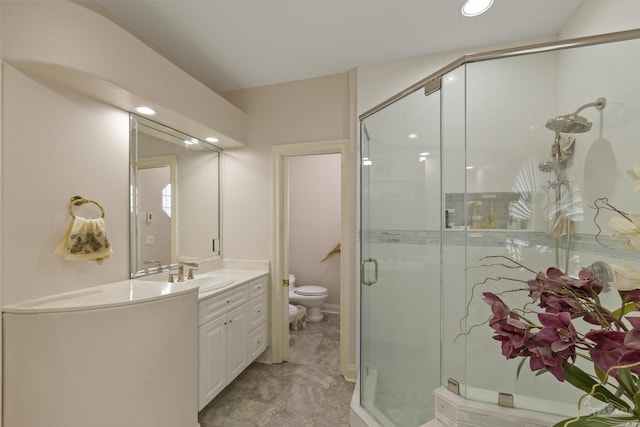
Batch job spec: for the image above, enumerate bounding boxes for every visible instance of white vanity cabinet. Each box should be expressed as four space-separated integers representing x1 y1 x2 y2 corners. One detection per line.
198 274 269 410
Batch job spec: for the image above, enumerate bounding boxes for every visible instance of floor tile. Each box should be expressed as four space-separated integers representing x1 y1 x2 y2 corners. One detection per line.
198 313 354 426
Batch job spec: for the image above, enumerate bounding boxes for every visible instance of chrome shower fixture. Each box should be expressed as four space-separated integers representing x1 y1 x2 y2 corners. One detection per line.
538 161 555 173
545 97 606 133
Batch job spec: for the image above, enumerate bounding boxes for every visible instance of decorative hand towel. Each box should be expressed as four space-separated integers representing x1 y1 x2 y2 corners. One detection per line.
55 216 112 262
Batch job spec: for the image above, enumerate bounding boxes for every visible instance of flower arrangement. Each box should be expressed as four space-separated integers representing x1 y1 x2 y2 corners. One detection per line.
479 162 640 427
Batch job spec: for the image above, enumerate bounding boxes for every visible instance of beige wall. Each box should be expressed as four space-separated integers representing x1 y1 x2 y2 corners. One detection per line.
288 154 342 308
2 64 130 305
560 0 640 38
223 73 355 370
223 74 351 260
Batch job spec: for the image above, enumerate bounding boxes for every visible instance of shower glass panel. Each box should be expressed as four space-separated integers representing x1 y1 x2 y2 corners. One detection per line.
459 37 640 417
360 87 442 426
357 30 640 427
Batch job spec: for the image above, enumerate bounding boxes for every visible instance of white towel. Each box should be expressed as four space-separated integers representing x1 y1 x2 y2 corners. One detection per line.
55 216 112 262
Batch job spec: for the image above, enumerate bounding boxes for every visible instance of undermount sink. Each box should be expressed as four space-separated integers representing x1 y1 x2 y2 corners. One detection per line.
192 274 235 293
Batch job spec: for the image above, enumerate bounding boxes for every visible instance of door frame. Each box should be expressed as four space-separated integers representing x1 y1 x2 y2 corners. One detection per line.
271 139 354 379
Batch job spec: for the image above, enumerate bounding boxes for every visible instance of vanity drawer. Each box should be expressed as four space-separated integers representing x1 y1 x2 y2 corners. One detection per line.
248 323 267 360
249 295 267 330
199 286 248 326
249 277 268 298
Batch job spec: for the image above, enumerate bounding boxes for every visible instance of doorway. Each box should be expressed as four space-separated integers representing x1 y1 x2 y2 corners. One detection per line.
271 140 354 379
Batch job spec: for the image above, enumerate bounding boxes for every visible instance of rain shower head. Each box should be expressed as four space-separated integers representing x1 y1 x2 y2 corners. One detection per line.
545 97 606 133
545 114 592 133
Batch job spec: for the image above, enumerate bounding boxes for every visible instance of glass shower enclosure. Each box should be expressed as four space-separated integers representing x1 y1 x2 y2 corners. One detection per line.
359 29 640 427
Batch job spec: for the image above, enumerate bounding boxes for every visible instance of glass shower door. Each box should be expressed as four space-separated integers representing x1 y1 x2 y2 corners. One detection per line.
360 85 442 427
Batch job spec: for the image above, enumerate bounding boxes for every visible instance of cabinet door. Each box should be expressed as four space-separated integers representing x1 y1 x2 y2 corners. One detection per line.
248 323 267 360
199 315 227 410
226 303 248 383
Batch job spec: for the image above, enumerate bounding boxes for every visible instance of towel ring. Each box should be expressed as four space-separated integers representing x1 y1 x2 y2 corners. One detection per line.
68 196 105 219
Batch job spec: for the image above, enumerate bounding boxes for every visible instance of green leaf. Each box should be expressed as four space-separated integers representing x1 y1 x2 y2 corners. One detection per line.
552 414 640 427
594 365 607 383
612 302 638 318
618 368 639 395
564 364 631 412
516 358 526 380
535 368 548 377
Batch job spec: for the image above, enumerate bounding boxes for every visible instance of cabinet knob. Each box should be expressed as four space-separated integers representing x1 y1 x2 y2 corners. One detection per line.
226 300 230 304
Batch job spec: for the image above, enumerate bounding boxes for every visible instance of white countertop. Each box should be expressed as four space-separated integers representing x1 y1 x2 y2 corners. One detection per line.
3 268 269 314
195 269 269 300
3 279 198 314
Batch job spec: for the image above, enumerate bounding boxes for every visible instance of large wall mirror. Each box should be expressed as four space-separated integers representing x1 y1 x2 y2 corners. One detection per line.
130 114 222 277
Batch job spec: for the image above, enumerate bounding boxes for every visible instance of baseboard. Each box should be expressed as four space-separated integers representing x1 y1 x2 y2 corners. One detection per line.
322 303 340 314
343 363 357 383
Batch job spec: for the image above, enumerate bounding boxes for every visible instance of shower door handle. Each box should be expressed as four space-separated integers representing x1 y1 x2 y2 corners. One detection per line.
361 258 378 286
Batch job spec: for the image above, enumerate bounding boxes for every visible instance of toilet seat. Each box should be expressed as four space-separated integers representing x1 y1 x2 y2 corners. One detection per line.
294 285 328 296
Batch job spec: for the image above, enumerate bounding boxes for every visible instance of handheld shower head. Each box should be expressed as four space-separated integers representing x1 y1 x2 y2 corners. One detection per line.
538 161 555 173
545 97 606 134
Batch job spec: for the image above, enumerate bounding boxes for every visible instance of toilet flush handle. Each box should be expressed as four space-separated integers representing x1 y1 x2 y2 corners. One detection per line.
361 258 378 286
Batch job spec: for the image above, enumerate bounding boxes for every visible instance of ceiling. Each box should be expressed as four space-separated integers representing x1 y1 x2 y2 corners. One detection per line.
89 0 585 94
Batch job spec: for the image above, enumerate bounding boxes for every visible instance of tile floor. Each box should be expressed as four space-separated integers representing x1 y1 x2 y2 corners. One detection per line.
198 313 354 427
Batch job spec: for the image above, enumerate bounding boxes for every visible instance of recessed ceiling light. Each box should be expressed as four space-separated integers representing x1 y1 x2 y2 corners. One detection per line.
409 133 418 139
420 152 430 156
466 166 474 170
461 0 493 17
205 136 220 143
184 139 198 145
135 106 156 115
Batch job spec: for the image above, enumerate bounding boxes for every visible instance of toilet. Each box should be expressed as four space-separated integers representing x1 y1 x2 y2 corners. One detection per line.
288 274 328 322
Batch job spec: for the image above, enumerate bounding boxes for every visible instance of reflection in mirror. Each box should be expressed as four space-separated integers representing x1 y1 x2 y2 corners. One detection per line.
130 115 222 278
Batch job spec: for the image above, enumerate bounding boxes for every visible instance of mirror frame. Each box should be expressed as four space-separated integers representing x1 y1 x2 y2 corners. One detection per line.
129 114 223 278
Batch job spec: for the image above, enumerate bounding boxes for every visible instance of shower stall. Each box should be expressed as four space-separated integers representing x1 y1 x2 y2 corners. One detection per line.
356 29 640 427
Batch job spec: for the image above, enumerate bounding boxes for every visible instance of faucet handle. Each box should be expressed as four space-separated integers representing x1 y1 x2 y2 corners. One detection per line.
168 273 175 283
188 268 198 280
